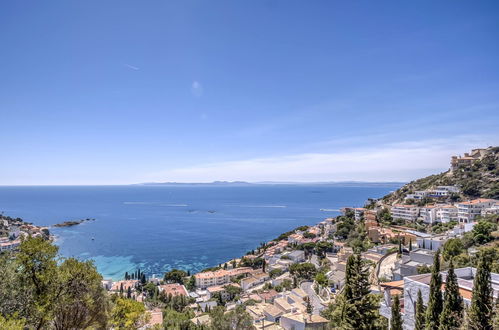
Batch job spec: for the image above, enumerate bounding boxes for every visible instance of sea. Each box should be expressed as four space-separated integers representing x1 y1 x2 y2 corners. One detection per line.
0 183 401 280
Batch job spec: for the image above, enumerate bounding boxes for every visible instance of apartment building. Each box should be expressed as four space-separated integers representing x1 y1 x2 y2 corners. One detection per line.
195 267 253 289
391 205 419 222
457 199 497 223
418 206 437 224
436 204 458 223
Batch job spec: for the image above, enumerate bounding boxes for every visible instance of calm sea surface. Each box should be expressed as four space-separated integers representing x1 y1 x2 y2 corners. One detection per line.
0 184 400 279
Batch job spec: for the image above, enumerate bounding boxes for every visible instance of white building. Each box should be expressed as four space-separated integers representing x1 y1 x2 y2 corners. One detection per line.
457 199 497 223
391 205 419 222
418 206 438 224
436 204 458 223
416 235 449 251
405 191 428 200
354 208 366 221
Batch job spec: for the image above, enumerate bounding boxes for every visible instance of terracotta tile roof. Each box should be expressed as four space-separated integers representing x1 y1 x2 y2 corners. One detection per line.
160 283 188 296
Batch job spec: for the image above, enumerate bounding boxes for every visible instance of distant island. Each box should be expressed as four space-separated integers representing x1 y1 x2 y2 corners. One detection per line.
136 180 406 187
53 218 95 227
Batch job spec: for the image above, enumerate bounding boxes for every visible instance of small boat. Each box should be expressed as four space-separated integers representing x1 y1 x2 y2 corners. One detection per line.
91 237 95 240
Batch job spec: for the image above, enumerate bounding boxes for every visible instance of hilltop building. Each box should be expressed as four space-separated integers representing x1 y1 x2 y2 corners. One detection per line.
451 148 490 171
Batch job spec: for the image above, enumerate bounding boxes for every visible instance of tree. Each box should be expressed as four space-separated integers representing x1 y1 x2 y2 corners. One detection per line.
52 258 109 330
289 262 317 280
468 253 493 330
185 275 196 291
162 308 195 329
425 249 443 329
471 220 496 245
315 272 328 287
109 297 149 329
390 294 403 330
0 314 25 330
16 236 59 329
209 305 254 330
0 237 113 329
415 290 425 330
442 238 464 261
322 253 383 329
269 268 283 279
305 296 313 314
164 269 187 284
438 260 463 329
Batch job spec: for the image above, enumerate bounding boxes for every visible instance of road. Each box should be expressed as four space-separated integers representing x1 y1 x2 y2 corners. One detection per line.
300 281 324 315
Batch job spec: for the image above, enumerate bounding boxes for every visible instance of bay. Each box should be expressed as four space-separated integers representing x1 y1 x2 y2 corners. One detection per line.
0 183 400 279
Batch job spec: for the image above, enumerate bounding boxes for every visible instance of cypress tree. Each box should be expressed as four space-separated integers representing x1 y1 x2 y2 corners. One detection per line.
390 294 403 330
126 286 132 299
439 260 463 329
124 271 129 280
409 238 413 252
328 253 381 329
425 249 442 329
305 297 313 314
468 253 493 330
415 289 425 330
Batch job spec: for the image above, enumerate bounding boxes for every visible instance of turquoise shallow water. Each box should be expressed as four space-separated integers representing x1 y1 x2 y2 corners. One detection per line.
0 184 400 280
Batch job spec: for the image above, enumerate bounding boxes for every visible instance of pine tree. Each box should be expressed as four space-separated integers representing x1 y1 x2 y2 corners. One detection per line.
425 249 442 329
415 289 425 330
390 294 403 330
468 253 493 330
439 260 463 329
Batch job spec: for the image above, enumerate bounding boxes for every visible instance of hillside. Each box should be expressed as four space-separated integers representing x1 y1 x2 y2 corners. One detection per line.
382 146 499 205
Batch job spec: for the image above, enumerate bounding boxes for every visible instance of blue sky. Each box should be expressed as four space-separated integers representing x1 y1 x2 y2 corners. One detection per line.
1 1 499 184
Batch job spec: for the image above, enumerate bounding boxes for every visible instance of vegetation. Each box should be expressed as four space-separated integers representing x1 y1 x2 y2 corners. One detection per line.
321 253 383 329
109 296 149 329
209 305 254 330
0 236 112 329
468 253 494 329
390 294 403 330
289 262 317 280
382 147 499 203
439 260 463 329
425 250 443 329
164 269 187 284
415 290 425 330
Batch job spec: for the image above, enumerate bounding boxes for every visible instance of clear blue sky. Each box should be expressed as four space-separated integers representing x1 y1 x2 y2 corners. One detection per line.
1 1 499 184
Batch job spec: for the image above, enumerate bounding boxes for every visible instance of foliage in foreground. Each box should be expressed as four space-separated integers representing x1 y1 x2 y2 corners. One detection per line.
0 236 145 329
